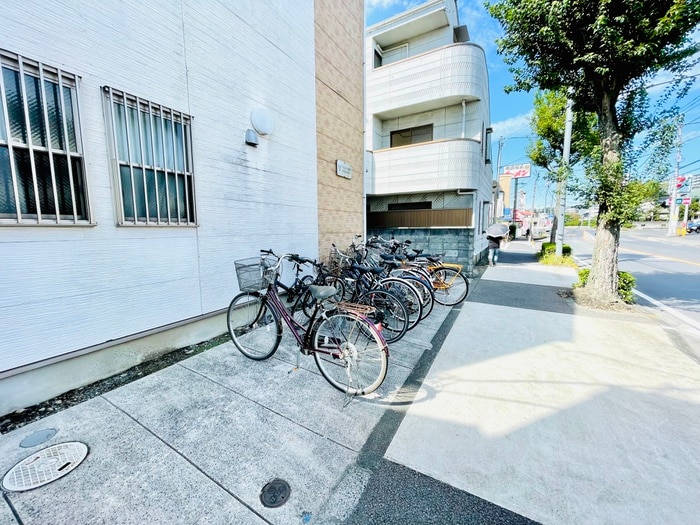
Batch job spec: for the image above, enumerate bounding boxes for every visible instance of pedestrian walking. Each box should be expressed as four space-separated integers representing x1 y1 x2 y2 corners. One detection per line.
487 235 502 266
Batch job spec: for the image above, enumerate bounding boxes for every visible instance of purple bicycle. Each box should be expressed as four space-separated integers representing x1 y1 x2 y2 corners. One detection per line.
227 251 389 396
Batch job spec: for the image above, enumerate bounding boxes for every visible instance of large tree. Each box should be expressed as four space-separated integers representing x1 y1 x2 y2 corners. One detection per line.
488 0 700 305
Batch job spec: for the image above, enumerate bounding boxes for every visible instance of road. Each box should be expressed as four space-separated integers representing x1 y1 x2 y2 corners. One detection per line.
563 225 700 355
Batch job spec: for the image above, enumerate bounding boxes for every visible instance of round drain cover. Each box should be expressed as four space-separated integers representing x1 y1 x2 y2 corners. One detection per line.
20 428 57 448
260 478 291 508
2 442 89 492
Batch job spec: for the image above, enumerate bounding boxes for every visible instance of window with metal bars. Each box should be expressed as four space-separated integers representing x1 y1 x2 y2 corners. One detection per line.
103 87 196 226
0 50 90 224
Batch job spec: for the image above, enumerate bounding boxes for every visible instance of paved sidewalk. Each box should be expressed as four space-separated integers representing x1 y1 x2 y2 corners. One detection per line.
1 239 699 524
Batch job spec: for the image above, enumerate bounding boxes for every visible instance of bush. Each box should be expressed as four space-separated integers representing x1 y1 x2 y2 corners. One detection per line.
539 253 578 267
573 269 636 304
540 242 572 257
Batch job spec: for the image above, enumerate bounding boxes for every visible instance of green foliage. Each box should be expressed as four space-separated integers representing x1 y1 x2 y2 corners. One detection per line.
526 89 599 176
486 0 700 118
564 213 581 226
574 269 637 303
538 253 579 268
540 242 572 257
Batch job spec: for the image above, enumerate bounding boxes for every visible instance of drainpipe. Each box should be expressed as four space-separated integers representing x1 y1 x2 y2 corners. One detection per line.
461 99 466 138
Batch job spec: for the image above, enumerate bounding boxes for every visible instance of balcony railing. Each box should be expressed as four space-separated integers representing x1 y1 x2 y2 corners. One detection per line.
367 43 488 119
367 138 489 195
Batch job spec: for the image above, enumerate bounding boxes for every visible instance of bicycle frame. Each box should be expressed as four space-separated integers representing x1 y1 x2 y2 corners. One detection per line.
259 282 329 355
258 272 385 357
427 262 463 290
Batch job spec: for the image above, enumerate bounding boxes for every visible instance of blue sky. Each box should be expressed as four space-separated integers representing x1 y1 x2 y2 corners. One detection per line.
365 0 700 207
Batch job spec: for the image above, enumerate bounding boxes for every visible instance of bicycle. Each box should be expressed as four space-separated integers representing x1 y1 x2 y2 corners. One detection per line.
325 244 413 342
227 251 389 396
274 253 316 304
357 238 435 321
372 235 470 306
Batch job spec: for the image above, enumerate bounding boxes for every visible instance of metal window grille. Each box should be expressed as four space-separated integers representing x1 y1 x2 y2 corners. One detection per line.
0 49 90 224
104 86 196 226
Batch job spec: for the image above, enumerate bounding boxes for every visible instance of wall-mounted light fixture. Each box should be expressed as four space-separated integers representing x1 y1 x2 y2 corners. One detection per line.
251 108 274 136
245 128 259 147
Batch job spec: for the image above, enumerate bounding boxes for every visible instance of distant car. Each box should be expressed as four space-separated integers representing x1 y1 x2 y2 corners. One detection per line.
687 221 700 234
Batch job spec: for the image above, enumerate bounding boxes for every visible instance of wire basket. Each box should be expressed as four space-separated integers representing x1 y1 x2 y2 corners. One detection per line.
326 249 352 276
235 257 273 292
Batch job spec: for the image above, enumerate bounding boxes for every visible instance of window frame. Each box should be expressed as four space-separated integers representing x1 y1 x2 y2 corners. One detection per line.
390 124 434 148
0 49 92 225
103 86 196 227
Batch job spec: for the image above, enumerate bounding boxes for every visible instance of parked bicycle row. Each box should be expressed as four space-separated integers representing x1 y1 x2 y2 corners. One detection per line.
225 236 469 398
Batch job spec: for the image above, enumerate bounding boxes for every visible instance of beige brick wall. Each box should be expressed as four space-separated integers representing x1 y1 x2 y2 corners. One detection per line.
315 0 365 261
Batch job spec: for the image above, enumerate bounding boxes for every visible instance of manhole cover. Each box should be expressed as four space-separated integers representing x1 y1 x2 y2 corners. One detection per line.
260 478 291 508
2 442 89 492
20 428 57 448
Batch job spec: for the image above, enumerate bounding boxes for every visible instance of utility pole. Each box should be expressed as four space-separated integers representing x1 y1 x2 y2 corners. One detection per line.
513 177 519 230
495 136 504 219
529 172 539 243
667 118 683 236
555 95 574 256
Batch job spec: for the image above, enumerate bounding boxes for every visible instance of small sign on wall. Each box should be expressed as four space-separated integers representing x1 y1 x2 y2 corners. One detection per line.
336 160 352 179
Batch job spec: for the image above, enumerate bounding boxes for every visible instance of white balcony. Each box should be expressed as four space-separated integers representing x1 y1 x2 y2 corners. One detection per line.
367 43 488 119
367 138 489 195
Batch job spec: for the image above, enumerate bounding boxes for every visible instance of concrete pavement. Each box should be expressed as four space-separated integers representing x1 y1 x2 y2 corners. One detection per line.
1 239 699 524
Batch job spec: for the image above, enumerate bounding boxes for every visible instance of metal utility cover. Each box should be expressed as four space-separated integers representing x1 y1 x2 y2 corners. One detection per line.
260 478 291 508
2 442 89 492
20 429 58 448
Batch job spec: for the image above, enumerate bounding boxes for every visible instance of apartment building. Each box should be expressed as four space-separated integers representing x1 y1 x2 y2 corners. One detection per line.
0 0 365 415
364 0 493 273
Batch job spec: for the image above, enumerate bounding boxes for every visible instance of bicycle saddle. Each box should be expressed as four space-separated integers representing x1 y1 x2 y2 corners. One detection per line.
308 285 339 301
351 262 384 275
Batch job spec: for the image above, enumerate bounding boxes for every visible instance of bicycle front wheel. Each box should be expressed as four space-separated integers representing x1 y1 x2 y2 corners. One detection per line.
358 289 409 344
313 312 388 396
431 267 469 306
227 292 282 360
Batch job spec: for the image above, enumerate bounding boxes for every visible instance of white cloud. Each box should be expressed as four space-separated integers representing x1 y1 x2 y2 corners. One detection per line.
490 111 533 139
365 0 402 8
457 2 503 57
365 0 423 21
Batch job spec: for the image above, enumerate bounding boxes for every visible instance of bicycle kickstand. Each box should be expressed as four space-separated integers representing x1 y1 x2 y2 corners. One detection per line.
288 347 301 374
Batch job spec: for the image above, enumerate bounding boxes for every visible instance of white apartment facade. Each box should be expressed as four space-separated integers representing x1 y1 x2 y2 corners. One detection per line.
365 0 493 273
0 1 360 415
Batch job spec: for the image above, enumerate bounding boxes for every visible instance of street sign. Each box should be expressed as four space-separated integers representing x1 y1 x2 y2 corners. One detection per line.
503 164 531 178
676 198 683 204
682 197 691 205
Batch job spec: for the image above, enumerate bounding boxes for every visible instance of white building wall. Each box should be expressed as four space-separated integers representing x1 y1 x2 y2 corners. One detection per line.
378 101 483 148
0 0 318 376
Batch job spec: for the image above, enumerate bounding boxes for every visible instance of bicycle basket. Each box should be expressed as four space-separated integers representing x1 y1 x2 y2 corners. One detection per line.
325 249 349 277
235 257 273 291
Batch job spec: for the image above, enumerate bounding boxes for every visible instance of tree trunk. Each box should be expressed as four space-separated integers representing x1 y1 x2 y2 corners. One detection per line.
583 91 622 304
588 211 620 299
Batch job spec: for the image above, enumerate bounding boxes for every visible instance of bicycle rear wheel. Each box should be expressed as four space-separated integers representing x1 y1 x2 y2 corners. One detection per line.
400 274 435 320
358 289 408 344
313 312 388 396
431 267 469 306
378 277 422 330
227 292 282 360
